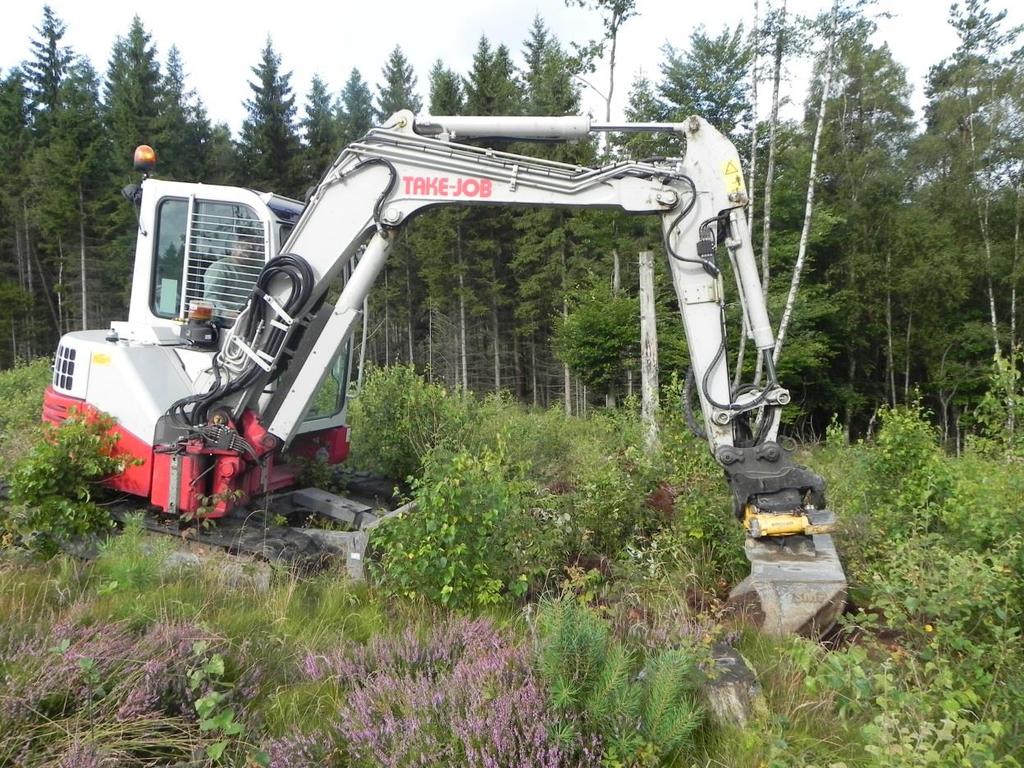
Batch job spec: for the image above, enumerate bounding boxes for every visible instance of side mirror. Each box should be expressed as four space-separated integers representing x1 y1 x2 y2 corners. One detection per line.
122 183 142 205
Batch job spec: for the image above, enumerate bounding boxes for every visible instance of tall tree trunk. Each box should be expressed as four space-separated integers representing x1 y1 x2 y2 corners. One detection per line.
531 336 538 408
512 331 524 400
457 225 468 393
885 252 896 407
427 307 433 381
735 0 760 387
563 299 572 415
774 0 837 365
492 299 500 391
23 201 37 357
31 241 60 335
639 250 660 450
406 261 415 366
357 296 368 390
383 268 390 365
57 237 65 335
904 314 912 403
79 182 88 330
844 355 856 441
755 0 785 383
1011 173 1020 352
607 248 621 407
978 196 1000 357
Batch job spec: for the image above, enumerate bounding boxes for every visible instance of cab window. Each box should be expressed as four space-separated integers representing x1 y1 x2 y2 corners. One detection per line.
151 199 187 317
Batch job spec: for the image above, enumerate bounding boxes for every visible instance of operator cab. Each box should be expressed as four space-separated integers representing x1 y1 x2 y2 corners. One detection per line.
100 168 350 441
124 180 303 330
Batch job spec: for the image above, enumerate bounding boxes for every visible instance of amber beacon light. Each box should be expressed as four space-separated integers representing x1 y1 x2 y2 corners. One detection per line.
133 144 157 174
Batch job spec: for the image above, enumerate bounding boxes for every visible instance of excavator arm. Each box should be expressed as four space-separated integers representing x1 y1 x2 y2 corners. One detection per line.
157 111 844 636
47 112 844 636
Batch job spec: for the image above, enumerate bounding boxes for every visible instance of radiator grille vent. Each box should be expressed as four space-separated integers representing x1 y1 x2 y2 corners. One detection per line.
53 344 76 391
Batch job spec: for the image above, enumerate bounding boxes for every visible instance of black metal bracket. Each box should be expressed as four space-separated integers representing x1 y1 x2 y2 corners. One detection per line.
716 442 827 518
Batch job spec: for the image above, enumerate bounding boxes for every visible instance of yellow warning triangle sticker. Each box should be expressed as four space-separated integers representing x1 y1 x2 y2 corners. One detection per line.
722 160 743 193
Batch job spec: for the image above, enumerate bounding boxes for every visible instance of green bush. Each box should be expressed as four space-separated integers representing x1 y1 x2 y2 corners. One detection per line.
4 412 124 556
0 357 51 469
535 600 704 766
346 364 470 480
869 404 952 536
371 443 524 607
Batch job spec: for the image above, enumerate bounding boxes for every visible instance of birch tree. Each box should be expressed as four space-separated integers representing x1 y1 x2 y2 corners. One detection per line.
774 0 839 364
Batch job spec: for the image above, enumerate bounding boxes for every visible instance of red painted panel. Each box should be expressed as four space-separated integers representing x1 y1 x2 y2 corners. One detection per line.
42 386 154 498
289 426 350 464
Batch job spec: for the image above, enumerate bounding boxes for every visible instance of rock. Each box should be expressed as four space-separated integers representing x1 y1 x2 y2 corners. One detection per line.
702 643 764 727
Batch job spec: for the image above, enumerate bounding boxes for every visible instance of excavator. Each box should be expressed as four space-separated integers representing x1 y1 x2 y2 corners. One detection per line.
42 111 846 637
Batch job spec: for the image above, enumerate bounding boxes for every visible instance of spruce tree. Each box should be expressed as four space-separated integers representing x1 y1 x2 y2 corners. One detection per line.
104 16 163 166
23 5 74 136
376 46 421 120
428 60 463 115
299 75 340 188
337 68 375 145
155 45 212 182
238 38 301 196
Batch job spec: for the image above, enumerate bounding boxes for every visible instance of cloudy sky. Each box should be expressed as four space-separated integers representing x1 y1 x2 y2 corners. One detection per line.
1 0 1020 137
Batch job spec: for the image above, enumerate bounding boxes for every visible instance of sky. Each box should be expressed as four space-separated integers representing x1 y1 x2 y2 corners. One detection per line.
0 0 1021 138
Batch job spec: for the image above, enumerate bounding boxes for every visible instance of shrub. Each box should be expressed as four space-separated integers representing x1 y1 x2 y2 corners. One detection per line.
371 443 524 607
346 364 469 481
0 619 245 764
4 412 125 555
534 600 704 766
869 404 952 536
294 617 589 768
0 357 51 468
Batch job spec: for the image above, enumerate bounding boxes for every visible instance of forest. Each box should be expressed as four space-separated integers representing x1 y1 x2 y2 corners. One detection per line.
0 0 1020 442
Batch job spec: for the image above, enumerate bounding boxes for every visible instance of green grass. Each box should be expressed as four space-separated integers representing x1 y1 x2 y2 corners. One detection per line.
2 364 1022 765
0 357 50 471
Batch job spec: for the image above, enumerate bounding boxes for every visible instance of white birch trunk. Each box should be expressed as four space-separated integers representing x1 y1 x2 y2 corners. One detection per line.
1011 174 1020 352
492 300 500 391
357 296 368 390
774 0 837 365
885 252 896 407
735 0 760 390
755 0 785 383
457 225 468 392
639 250 660 451
978 197 1000 357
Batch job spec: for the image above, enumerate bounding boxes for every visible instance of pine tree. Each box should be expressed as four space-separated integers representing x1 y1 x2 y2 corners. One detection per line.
104 16 162 165
337 68 375 145
428 60 463 115
464 38 520 117
238 38 301 196
23 5 74 136
376 46 421 120
155 45 212 182
299 75 340 188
